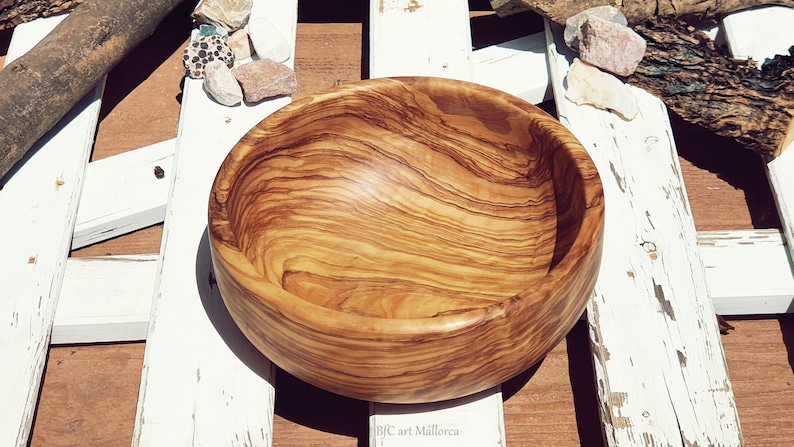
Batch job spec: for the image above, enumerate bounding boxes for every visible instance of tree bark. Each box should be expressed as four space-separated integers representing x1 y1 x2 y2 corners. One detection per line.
0 0 188 182
0 0 84 30
627 17 794 158
490 0 794 25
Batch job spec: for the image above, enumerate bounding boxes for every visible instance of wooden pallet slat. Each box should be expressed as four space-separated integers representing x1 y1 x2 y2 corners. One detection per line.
721 6 794 267
369 0 472 80
544 21 743 446
53 254 158 344
72 138 175 249
131 1 297 445
0 15 105 447
472 32 550 104
368 1 505 444
701 230 794 315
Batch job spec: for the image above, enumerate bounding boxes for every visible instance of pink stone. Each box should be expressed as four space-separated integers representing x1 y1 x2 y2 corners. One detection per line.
228 29 253 60
231 59 297 103
578 15 646 77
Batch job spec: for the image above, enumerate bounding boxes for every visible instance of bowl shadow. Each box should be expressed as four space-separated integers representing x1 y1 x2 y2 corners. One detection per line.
196 227 369 442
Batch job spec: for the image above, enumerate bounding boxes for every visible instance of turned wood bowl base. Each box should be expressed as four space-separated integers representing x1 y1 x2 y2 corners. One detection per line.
209 77 604 404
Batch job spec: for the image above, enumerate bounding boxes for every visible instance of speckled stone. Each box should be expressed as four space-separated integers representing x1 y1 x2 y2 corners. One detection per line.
192 0 252 32
182 35 235 79
231 58 297 103
203 60 243 106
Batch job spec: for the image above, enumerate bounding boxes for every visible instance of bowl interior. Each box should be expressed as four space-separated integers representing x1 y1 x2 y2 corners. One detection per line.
217 78 571 320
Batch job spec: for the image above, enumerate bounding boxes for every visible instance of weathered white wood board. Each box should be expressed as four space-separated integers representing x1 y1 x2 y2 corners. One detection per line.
47 230 792 347
53 255 158 344
370 388 505 447
721 5 794 281
768 150 794 266
72 138 175 249
367 1 505 444
545 21 743 446
472 32 550 104
131 2 297 445
0 15 104 447
369 0 472 80
721 6 794 62
701 230 794 315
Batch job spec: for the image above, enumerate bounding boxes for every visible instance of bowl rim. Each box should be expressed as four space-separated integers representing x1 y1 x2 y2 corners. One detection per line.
209 76 605 338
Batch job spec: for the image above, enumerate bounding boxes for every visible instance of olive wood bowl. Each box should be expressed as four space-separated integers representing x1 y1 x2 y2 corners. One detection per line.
208 77 604 404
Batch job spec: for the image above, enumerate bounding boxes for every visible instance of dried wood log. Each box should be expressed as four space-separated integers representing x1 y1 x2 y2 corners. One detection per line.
0 0 84 31
0 0 186 182
490 0 794 25
627 17 794 158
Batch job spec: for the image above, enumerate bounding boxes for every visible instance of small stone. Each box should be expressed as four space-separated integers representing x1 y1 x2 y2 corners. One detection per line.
192 0 253 32
578 16 646 76
203 60 243 106
182 35 235 79
247 15 291 62
228 29 253 60
231 58 297 103
565 58 638 120
564 6 627 51
198 23 228 40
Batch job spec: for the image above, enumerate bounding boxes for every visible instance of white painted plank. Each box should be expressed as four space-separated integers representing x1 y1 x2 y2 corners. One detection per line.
700 230 794 315
131 2 297 446
370 388 505 446
545 21 743 446
53 255 158 344
768 148 794 268
472 32 550 104
721 6 794 280
722 6 794 62
368 1 506 445
0 15 104 447
72 139 175 249
369 0 472 80
45 230 794 348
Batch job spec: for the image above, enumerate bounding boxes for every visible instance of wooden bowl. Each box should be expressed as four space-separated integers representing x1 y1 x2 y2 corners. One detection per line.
208 77 604 403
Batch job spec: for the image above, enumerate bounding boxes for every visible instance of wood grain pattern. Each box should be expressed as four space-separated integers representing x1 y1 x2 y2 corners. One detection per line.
209 76 604 403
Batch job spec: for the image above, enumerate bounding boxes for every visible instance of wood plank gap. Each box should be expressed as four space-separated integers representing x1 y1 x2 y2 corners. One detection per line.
131 2 297 445
0 15 104 447
545 20 743 446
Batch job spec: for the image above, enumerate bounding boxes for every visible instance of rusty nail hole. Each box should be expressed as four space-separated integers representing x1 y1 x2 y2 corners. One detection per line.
154 166 165 179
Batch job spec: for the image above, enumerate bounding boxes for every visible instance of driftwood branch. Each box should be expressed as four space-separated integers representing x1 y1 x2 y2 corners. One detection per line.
627 17 794 158
490 0 794 25
0 0 187 182
0 0 84 31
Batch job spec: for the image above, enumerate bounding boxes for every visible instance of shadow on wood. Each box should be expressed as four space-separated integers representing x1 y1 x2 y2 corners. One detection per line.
196 228 275 382
670 112 782 229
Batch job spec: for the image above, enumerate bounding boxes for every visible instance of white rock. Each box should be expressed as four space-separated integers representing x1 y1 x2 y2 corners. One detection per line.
192 0 253 32
564 6 627 51
247 15 291 62
565 58 638 120
203 60 243 106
